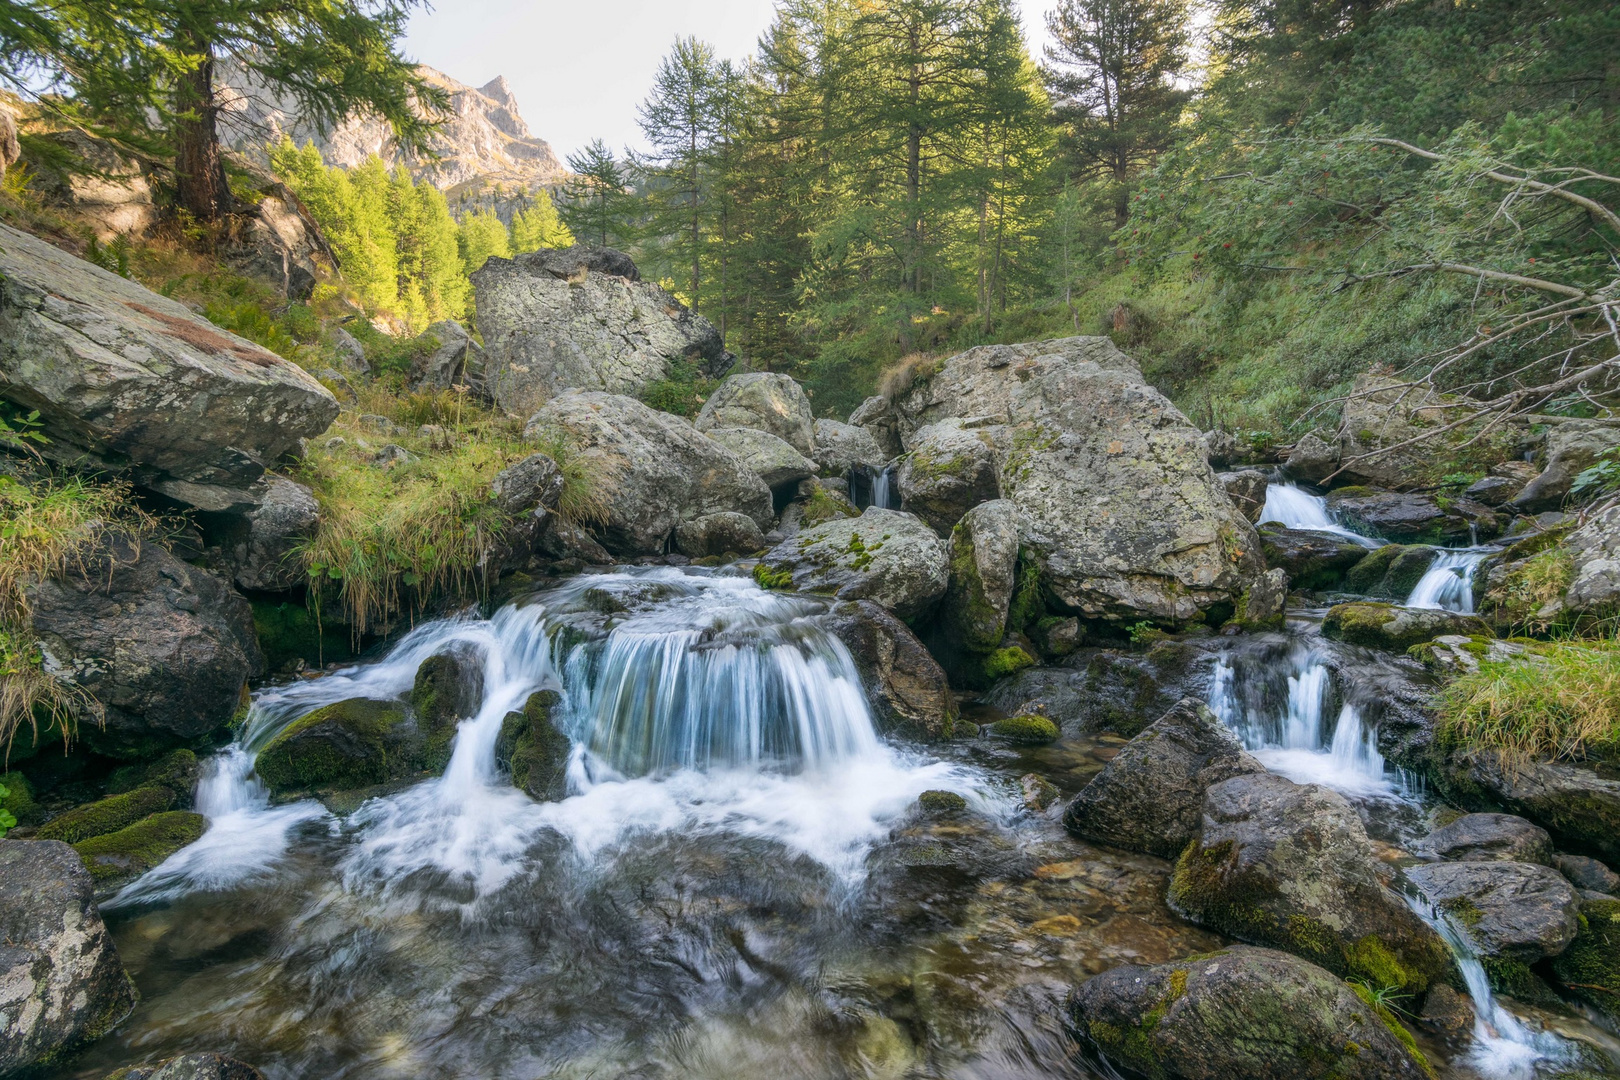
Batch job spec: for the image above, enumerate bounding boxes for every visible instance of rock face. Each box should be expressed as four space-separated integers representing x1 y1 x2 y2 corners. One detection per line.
1325 489 1482 545
811 419 888 476
26 532 264 759
757 507 949 621
489 452 563 515
940 499 1021 653
1284 432 1338 484
473 246 731 413
1169 772 1451 993
673 512 766 558
885 338 1265 626
703 426 816 489
1563 503 1620 622
695 372 816 457
1321 602 1488 652
1405 861 1580 962
0 840 137 1073
820 601 956 739
848 395 905 459
0 221 338 509
221 186 330 301
1413 813 1553 865
24 130 157 242
1433 750 1620 867
1068 946 1430 1080
523 391 772 555
1062 698 1264 858
212 474 320 592
1513 420 1617 512
0 104 18 176
894 420 1000 536
1259 526 1370 589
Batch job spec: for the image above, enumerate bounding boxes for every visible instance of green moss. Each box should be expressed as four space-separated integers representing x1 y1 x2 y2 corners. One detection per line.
753 562 795 590
250 599 354 672
253 697 409 794
0 770 38 825
1552 900 1620 1021
1005 551 1044 632
495 690 569 801
73 810 207 885
1439 895 1484 927
1349 983 1435 1079
982 645 1037 681
990 714 1058 743
917 789 968 814
1343 544 1438 599
801 485 858 527
1481 956 1561 1006
409 654 477 771
37 784 176 843
107 749 199 800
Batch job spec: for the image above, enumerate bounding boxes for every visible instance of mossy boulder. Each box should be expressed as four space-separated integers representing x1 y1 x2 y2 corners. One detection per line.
1551 899 1620 1022
72 811 207 888
1429 749 1620 869
1068 946 1432 1080
990 714 1058 744
1404 861 1580 966
894 419 1000 536
1321 602 1488 652
917 789 968 816
757 507 949 621
252 697 425 795
106 749 200 803
1342 543 1438 601
37 785 176 844
410 650 484 771
1259 525 1371 590
495 690 570 801
940 499 1020 654
820 600 957 740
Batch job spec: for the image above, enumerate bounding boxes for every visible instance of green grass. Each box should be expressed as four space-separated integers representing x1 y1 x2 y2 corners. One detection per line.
1437 637 1620 767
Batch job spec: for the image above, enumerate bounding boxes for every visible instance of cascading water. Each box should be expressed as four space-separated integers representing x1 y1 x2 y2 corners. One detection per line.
1258 482 1383 547
1405 548 1489 612
871 463 898 510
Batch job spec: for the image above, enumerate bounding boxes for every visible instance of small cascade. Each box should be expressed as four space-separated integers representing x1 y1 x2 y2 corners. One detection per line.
871 463 898 509
1258 483 1383 547
1405 549 1489 612
850 462 900 510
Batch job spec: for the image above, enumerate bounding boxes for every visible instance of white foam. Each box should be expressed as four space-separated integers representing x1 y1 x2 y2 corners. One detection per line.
1259 483 1383 547
1406 549 1489 613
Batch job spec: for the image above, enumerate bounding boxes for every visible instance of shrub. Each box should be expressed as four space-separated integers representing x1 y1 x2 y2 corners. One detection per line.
1436 637 1620 767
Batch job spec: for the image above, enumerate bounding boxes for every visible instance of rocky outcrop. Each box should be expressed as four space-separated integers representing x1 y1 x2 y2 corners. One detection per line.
495 690 570 801
473 247 731 413
25 531 263 759
0 221 338 510
1406 861 1580 963
0 104 18 176
1333 373 1522 490
756 507 948 621
695 372 816 457
1413 813 1553 865
1068 946 1430 1080
523 391 772 555
220 184 330 301
1062 698 1264 858
23 130 156 242
894 419 1000 536
1563 504 1620 623
1432 750 1620 867
1169 772 1451 993
703 426 816 489
209 474 319 592
1343 544 1437 601
1321 602 1488 652
0 840 137 1073
673 512 766 558
811 419 887 476
848 395 905 460
940 499 1021 653
1512 420 1617 513
1259 526 1370 589
820 600 956 739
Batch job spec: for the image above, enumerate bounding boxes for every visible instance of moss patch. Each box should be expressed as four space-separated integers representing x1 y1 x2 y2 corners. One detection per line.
250 599 355 672
1552 900 1620 1021
73 810 207 886
991 714 1059 744
253 697 411 794
917 789 968 814
753 562 795 590
37 784 176 844
983 645 1037 681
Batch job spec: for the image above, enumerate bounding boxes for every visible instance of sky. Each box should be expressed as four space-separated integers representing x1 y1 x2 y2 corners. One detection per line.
402 0 1057 163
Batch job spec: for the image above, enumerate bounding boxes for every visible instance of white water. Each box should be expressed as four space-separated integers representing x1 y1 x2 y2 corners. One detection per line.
1405 548 1490 613
871 464 898 510
1259 483 1383 547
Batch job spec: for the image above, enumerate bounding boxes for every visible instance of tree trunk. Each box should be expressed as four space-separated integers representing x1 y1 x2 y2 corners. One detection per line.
174 37 231 226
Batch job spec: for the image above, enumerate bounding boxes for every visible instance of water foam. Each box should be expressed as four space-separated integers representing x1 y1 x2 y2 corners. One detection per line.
1258 483 1383 547
1405 548 1489 612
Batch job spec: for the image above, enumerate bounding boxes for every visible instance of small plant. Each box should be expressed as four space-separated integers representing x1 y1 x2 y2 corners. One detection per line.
0 783 14 837
1571 448 1620 504
1127 620 1162 645
1348 979 1415 1018
0 406 47 457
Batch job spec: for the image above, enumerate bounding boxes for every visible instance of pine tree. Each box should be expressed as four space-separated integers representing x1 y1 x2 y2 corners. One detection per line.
637 36 722 308
457 208 511 279
560 139 636 248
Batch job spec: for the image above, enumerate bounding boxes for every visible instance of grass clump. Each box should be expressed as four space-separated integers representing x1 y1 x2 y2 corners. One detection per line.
1436 637 1620 768
877 352 942 402
638 357 719 418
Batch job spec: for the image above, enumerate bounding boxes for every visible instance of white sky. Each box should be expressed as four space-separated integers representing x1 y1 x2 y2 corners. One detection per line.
403 0 1058 163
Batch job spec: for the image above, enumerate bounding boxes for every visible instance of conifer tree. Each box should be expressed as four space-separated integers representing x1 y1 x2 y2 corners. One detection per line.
457 209 510 279
560 139 636 248
509 190 573 252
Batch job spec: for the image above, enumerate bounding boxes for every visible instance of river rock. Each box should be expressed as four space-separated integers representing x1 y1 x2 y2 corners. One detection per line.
472 245 731 413
1512 420 1617 513
821 600 956 739
757 507 948 621
1259 525 1370 589
0 840 137 1073
894 419 1000 536
24 531 263 759
694 372 816 457
1343 543 1438 600
811 419 887 476
211 474 319 592
523 391 772 555
1432 750 1620 867
1217 469 1269 522
940 499 1021 653
1555 854 1620 895
1320 602 1488 652
1230 567 1288 631
0 221 338 508
490 452 564 514
72 811 207 890
108 1053 267 1080
1169 772 1451 993
703 426 816 489
496 690 570 801
410 649 483 769
1405 860 1580 962
1068 946 1430 1080
673 512 766 558
1325 489 1472 544
1413 813 1553 865
412 319 485 393
1062 698 1264 858
253 697 442 796
1284 432 1338 484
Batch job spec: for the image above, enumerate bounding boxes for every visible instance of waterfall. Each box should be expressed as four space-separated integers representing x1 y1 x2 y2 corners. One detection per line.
871 463 898 510
1405 549 1489 612
1258 483 1383 547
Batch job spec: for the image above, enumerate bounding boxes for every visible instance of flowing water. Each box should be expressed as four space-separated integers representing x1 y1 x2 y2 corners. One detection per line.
1406 549 1491 613
1258 482 1384 547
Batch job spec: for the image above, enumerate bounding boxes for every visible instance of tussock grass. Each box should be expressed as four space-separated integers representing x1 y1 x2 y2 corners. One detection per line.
878 352 942 402
1437 637 1620 767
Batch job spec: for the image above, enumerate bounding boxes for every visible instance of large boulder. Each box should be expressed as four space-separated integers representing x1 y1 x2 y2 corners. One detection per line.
1343 543 1438 601
489 452 564 515
673 512 766 558
1563 503 1620 624
755 507 948 621
886 338 1266 626
1405 860 1580 963
940 499 1021 653
252 697 447 796
1217 469 1269 523
220 186 330 301
694 372 816 457
523 391 772 555
1333 373 1519 491
811 419 888 476
25 532 264 759
1259 525 1370 589
0 103 19 177
1324 488 1480 545
848 394 905 460
472 245 732 414
1512 420 1617 513
894 419 1000 536
703 426 816 489
1283 432 1338 484
23 130 156 242
0 840 137 1073
1320 601 1488 652
1062 698 1264 858
209 473 319 592
820 600 956 739
0 222 338 510
1068 946 1431 1080
1169 772 1451 993
1432 750 1620 867
1412 813 1554 865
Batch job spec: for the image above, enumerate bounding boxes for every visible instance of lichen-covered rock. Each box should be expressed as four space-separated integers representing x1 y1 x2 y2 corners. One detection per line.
1259 525 1371 589
411 319 485 393
72 811 207 889
1334 373 1513 491
1563 503 1620 623
820 600 956 739
1512 420 1616 513
472 245 731 413
940 499 1020 653
1405 860 1580 962
1431 749 1620 867
495 689 570 801
1169 772 1451 994
1217 469 1269 522
1343 543 1438 600
757 507 948 621
1413 813 1553 865
0 220 337 508
1068 946 1431 1080
1284 432 1338 484
490 452 563 514
524 391 772 555
1324 488 1474 544
848 395 905 460
253 697 432 795
673 511 766 558
703 426 816 489
694 372 815 457
894 419 1000 536
1230 567 1288 631
811 419 888 476
1062 698 1264 858
212 473 319 592
107 1052 267 1080
1321 602 1488 652
25 531 264 759
0 840 137 1073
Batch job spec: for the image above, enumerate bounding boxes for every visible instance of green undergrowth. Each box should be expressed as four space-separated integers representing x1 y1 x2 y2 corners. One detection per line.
638 357 720 418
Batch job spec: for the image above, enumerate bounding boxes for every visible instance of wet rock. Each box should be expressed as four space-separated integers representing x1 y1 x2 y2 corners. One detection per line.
673 511 765 558
530 508 613 565
23 531 263 760
1512 420 1617 513
984 639 1214 738
695 372 816 457
107 1053 266 1080
1284 432 1338 484
1230 567 1288 631
1259 525 1370 589
1417 983 1475 1045
495 690 569 801
821 600 956 739
490 452 564 514
894 419 1000 536
212 473 320 592
1020 773 1059 811
1405 860 1580 962
1321 601 1488 652
411 319 484 393
1062 698 1264 859
410 649 484 770
1343 543 1438 601
1410 633 1526 675
989 714 1058 743
71 811 207 890
1027 615 1081 658
1432 750 1620 867
940 499 1021 653
524 390 772 555
1413 813 1553 865
0 841 137 1072
1325 488 1471 544
1217 469 1269 522
1556 854 1620 895
757 507 948 621
1169 772 1452 994
1068 945 1430 1080
703 426 816 489
473 245 731 413
1550 898 1620 1022
37 784 180 845
253 697 442 796
917 789 967 816
811 419 887 476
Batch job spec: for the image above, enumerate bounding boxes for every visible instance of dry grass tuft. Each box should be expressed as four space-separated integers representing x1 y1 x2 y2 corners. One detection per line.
1437 636 1620 767
878 352 942 402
